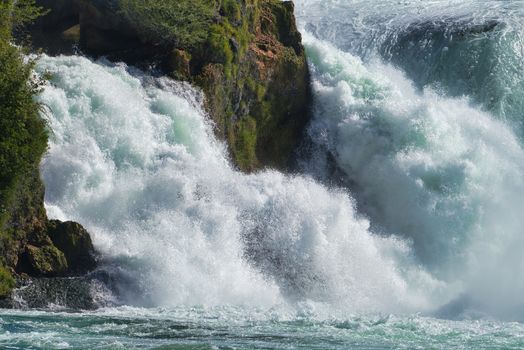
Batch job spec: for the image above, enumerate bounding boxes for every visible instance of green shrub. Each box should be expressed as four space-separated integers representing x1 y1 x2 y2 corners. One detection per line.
1 0 48 31
0 0 48 242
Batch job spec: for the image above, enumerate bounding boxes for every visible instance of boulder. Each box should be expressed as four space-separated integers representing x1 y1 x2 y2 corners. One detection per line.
20 244 68 276
47 220 97 274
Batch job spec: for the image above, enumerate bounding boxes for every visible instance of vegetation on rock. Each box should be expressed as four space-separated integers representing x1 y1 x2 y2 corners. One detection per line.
33 0 311 172
118 0 216 48
195 1 311 171
47 220 97 274
0 0 49 297
0 265 15 298
0 0 48 229
1 0 96 299
23 245 68 276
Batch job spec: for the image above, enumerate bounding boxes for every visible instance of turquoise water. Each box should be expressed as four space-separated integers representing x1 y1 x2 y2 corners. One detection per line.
2 307 524 349
3 0 524 348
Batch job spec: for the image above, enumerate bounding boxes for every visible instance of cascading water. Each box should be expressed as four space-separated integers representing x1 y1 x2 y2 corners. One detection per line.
32 0 524 320
295 0 524 320
296 0 524 125
36 55 436 314
3 1 524 348
301 32 524 318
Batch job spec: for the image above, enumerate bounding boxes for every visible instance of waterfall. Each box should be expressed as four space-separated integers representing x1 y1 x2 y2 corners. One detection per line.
34 0 524 320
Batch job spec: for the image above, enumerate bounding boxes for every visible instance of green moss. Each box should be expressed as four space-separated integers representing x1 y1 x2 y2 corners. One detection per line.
0 265 15 298
246 77 267 103
117 0 217 48
231 117 258 171
26 245 68 276
220 0 241 23
208 24 234 66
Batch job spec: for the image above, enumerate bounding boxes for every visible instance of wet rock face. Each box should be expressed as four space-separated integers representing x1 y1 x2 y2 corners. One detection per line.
0 277 111 310
12 221 97 278
13 220 97 278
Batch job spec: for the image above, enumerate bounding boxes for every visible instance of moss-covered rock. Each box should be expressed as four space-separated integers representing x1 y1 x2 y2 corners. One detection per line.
21 244 68 276
47 220 97 274
0 265 15 299
195 1 311 171
167 49 192 81
33 0 312 172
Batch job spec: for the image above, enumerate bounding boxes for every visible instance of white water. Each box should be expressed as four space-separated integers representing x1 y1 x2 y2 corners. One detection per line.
295 0 524 123
295 0 524 319
36 55 436 314
302 33 524 317
33 0 524 321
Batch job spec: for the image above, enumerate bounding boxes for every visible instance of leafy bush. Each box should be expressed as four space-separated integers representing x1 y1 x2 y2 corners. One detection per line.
0 1 48 227
6 0 49 30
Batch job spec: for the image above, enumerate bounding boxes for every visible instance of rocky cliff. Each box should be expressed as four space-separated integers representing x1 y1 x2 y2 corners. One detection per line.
32 0 311 172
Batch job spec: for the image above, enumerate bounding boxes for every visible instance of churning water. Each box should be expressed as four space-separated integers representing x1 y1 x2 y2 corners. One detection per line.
2 0 524 348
